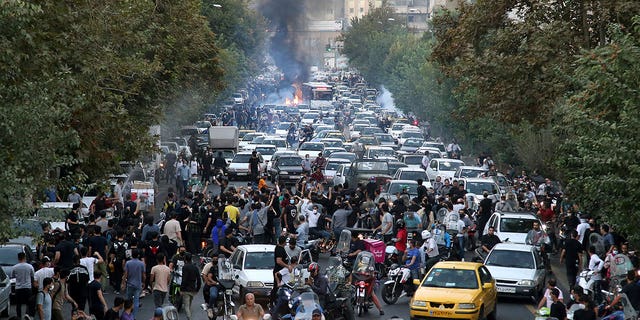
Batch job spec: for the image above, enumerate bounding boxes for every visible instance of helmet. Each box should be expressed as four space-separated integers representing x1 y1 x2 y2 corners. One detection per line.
396 219 405 228
308 262 319 274
421 230 432 240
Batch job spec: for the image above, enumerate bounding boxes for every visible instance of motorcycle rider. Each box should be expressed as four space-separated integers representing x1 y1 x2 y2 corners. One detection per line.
403 239 421 295
394 220 408 257
586 245 605 300
526 222 551 270
421 230 440 273
604 270 640 316
306 263 329 306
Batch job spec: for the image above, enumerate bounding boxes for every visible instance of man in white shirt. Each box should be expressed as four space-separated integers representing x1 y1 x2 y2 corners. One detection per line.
34 257 54 290
587 245 605 298
420 230 439 273
576 218 590 244
421 151 430 169
276 256 299 286
163 213 183 246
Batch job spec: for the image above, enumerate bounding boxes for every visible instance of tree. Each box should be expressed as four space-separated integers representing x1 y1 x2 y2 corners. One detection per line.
555 20 640 242
0 0 225 238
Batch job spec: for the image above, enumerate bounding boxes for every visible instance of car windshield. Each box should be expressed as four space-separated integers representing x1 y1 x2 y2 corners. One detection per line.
392 124 406 130
277 123 291 130
500 218 536 233
422 268 479 289
263 140 287 148
244 252 274 270
438 161 463 171
357 137 377 145
399 171 427 181
402 131 422 139
255 147 276 155
251 136 265 144
387 183 419 195
361 127 383 135
279 157 302 166
330 153 356 162
303 113 319 119
466 181 497 195
486 250 535 269
242 134 259 141
403 139 423 147
301 143 324 151
325 162 346 170
0 247 22 266
369 149 395 158
356 162 388 172
460 168 486 178
404 156 423 164
322 140 342 148
375 135 394 142
232 154 252 163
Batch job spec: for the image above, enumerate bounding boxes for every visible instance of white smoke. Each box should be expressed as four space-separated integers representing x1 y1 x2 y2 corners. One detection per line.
376 86 403 116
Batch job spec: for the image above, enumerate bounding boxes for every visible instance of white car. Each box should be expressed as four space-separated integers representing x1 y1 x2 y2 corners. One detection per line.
376 180 419 202
462 177 502 206
484 243 547 301
397 129 424 146
426 158 465 182
415 146 444 159
392 167 430 182
332 164 351 187
301 112 320 125
324 158 351 185
398 154 425 170
454 166 488 179
238 132 266 151
262 137 288 152
253 144 277 163
227 152 266 180
483 211 543 244
364 146 396 160
387 123 408 140
226 245 275 303
297 142 325 161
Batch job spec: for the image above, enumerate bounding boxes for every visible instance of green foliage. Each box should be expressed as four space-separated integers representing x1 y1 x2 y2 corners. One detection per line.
556 21 640 242
0 0 226 236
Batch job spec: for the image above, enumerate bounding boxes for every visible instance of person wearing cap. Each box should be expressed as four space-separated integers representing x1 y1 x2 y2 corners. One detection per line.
312 308 323 319
153 307 164 319
34 256 54 290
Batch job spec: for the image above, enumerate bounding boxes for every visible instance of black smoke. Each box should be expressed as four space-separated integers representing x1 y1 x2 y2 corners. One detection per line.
257 0 309 85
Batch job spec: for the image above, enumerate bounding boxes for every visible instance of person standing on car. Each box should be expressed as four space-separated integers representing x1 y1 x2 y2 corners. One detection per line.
248 151 262 185
180 253 201 320
12 252 35 319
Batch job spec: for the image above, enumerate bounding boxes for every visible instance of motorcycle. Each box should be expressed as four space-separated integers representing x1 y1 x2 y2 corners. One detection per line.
381 263 412 305
271 265 311 319
325 256 355 320
576 269 599 303
283 292 325 320
169 270 183 311
216 256 237 320
351 251 376 317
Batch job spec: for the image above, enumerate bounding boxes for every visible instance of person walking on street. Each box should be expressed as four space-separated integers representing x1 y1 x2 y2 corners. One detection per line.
35 277 53 320
180 253 201 320
51 267 78 320
560 230 583 290
150 253 171 308
87 271 108 320
67 255 90 312
104 296 124 320
122 249 145 318
11 252 35 319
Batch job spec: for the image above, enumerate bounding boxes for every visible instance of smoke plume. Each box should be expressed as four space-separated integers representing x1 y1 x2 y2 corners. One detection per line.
257 0 309 84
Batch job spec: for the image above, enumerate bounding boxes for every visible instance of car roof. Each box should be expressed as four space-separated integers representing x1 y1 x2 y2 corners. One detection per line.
367 146 394 150
389 180 419 185
491 243 535 252
434 158 464 163
327 158 351 163
458 166 486 170
253 144 277 148
463 178 496 183
432 261 483 270
397 167 426 172
239 244 276 252
235 151 255 155
495 211 539 220
41 202 75 209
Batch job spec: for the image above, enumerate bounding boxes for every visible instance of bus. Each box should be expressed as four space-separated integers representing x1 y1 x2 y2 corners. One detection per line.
302 82 333 101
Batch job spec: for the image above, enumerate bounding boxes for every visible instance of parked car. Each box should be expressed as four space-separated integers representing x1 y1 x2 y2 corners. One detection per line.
484 243 547 301
426 158 465 182
399 138 424 153
483 211 543 244
297 142 325 160
376 180 419 203
332 164 351 187
392 168 429 183
227 152 265 181
398 154 425 170
225 245 275 305
345 160 392 189
0 243 36 305
374 133 397 150
268 155 304 185
364 146 396 160
324 158 352 185
455 166 488 179
410 261 497 320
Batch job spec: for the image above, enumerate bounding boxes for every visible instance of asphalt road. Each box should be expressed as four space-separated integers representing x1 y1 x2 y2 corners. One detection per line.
1 179 544 320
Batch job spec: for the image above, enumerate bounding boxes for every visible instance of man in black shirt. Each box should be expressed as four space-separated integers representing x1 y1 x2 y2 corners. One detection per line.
180 253 201 320
560 230 583 290
477 192 493 239
219 228 237 258
347 233 366 265
480 227 501 254
248 151 262 184
283 199 297 232
271 236 289 301
549 288 566 320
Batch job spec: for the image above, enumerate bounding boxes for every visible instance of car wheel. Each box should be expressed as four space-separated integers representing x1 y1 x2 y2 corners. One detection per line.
487 303 497 320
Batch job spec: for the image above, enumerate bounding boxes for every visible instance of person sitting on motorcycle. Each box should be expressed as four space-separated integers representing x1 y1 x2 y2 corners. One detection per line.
394 219 408 257
480 226 501 255
605 270 640 317
307 263 329 306
346 232 365 265
203 255 220 317
526 222 551 254
421 230 440 273
236 293 265 320
352 257 385 316
312 152 327 170
403 239 421 295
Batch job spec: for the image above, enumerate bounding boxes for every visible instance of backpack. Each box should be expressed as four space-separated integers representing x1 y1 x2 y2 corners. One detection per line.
113 240 129 262
164 200 176 214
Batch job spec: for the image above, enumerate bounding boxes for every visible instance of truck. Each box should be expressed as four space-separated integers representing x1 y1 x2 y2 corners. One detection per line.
208 126 239 153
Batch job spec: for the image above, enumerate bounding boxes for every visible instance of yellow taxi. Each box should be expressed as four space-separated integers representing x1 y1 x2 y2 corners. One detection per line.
410 261 497 320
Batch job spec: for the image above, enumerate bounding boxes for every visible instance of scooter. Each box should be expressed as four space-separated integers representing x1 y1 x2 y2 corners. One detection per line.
381 263 412 305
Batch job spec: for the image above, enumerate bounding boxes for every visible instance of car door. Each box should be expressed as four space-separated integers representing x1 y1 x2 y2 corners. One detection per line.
427 159 438 181
478 265 497 317
533 250 546 289
0 267 9 314
485 214 497 235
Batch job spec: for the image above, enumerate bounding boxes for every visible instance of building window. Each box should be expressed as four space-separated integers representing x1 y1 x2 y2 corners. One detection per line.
360 7 364 13
349 7 354 13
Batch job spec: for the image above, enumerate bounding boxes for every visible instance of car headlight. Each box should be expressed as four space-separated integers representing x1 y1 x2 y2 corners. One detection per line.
225 289 233 295
246 281 265 288
280 171 289 175
458 303 476 309
518 280 534 286
412 300 427 307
